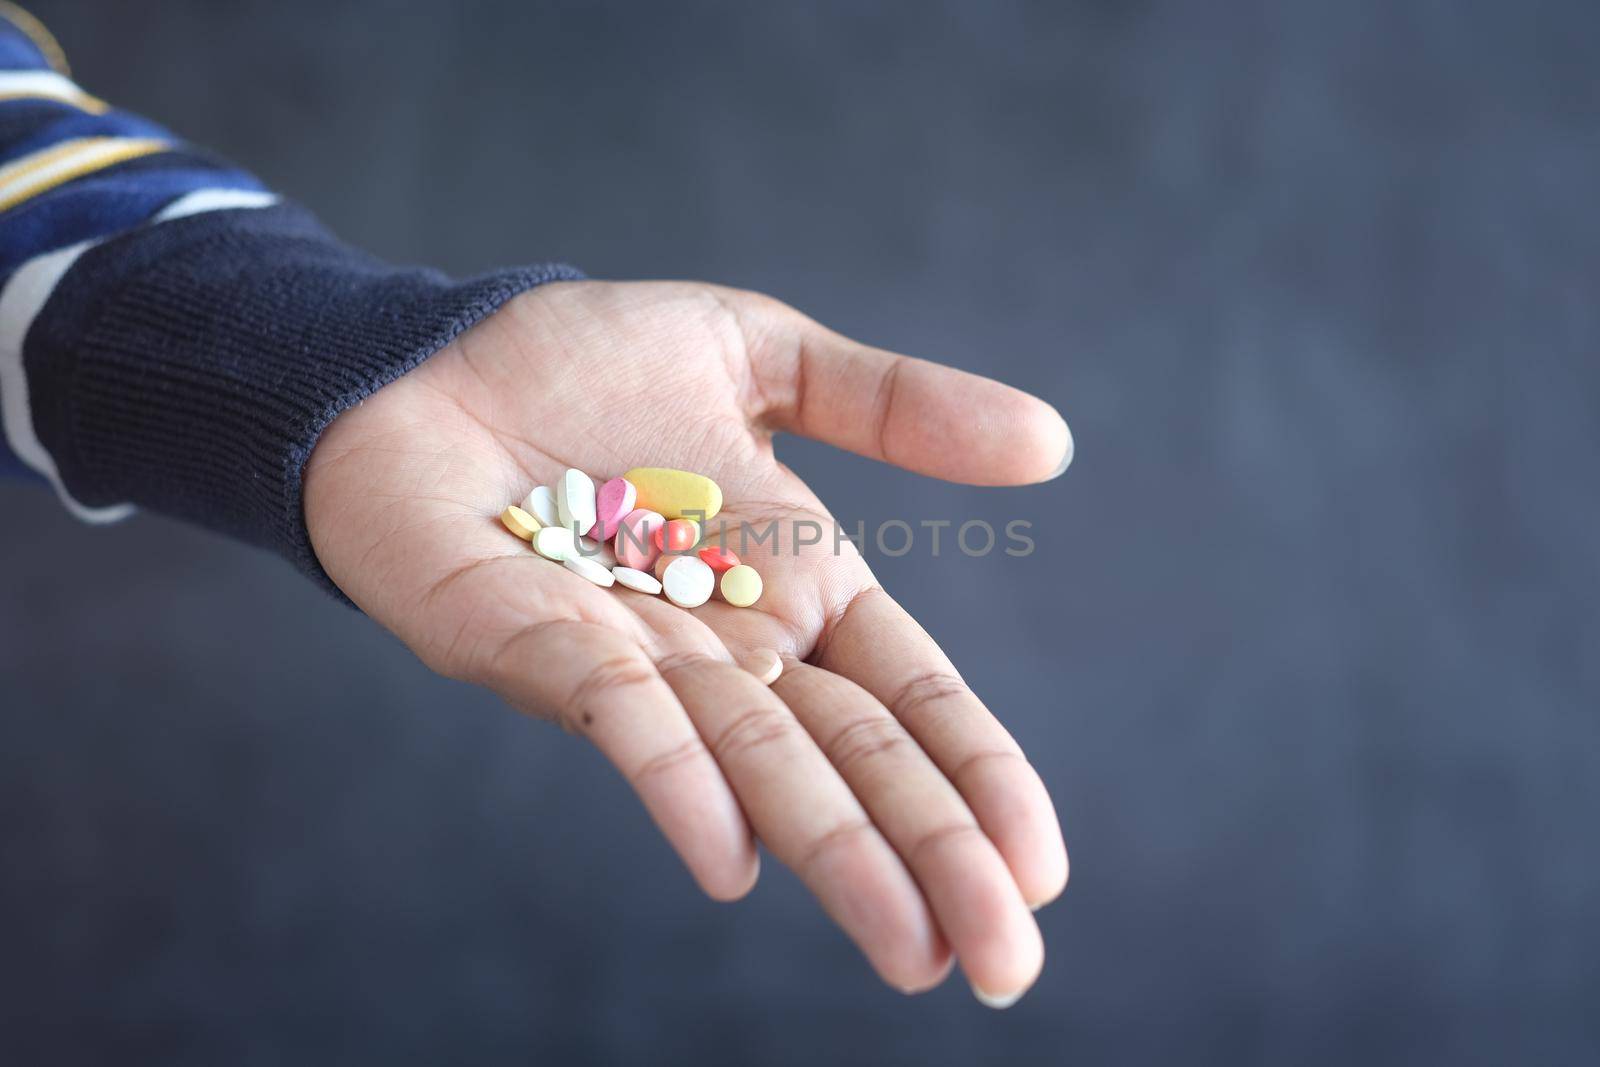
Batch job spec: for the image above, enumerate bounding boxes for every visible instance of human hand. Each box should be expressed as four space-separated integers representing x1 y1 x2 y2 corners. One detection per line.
303 280 1072 1005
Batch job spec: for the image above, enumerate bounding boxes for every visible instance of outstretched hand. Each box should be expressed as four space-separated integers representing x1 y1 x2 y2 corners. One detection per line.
303 281 1072 1005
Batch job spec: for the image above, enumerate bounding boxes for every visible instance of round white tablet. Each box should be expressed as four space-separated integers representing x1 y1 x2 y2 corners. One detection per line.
661 556 715 608
612 567 663 595
556 469 597 536
564 553 615 587
533 526 575 561
522 485 560 528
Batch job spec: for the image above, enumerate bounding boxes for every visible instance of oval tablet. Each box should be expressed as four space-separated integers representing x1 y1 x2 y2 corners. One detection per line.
614 509 665 571
612 567 663 595
563 553 615 588
592 477 638 541
739 648 783 686
662 556 715 608
533 526 576 561
556 469 597 536
698 545 740 573
576 536 617 569
719 564 763 608
500 505 541 541
521 485 560 528
623 467 723 522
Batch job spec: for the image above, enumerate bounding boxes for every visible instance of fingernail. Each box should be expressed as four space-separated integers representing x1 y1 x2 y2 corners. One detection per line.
1029 900 1045 913
971 983 1025 1010
738 648 783 686
1045 418 1074 481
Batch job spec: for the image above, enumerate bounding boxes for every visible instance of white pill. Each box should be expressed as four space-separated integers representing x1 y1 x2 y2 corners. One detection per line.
576 536 617 569
522 485 560 528
612 567 663 595
533 526 576 561
556 469 597 536
739 648 783 686
661 556 715 608
563 553 616 587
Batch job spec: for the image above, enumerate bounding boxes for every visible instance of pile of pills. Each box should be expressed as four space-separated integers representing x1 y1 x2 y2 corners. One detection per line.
499 467 764 611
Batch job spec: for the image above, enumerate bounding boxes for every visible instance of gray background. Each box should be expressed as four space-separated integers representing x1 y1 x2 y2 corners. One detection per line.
3 1 1598 1063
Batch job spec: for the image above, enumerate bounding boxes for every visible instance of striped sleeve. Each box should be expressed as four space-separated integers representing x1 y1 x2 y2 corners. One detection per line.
0 7 580 590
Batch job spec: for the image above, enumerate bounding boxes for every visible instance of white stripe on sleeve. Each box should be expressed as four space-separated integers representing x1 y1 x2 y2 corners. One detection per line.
0 188 280 523
0 70 105 111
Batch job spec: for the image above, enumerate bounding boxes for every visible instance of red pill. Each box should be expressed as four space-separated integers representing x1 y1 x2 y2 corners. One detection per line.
698 545 740 573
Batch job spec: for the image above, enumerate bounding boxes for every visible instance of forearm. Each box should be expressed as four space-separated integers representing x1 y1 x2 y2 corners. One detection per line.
0 7 579 587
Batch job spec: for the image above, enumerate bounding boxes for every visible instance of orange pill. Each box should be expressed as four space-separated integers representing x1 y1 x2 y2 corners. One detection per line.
698 545 740 573
653 518 700 554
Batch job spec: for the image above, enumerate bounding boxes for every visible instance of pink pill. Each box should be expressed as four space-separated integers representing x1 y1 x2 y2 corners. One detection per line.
614 508 664 571
592 477 638 541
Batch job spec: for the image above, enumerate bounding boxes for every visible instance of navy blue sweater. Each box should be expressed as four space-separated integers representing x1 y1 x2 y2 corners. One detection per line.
0 8 579 587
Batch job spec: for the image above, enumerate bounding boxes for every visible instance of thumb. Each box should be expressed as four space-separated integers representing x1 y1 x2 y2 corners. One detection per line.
732 292 1073 485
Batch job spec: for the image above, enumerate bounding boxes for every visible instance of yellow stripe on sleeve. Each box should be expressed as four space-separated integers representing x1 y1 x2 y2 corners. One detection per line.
0 136 169 214
0 1 70 76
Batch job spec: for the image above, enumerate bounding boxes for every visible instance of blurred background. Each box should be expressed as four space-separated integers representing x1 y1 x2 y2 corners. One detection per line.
3 0 1597 1063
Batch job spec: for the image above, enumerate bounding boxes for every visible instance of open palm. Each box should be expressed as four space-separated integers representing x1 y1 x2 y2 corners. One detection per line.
302 280 1072 1004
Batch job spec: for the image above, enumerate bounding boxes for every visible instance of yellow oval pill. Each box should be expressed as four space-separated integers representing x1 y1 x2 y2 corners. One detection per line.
500 505 542 541
623 467 723 522
719 564 763 608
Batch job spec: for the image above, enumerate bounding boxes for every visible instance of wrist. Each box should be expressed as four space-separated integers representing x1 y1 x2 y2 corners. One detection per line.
24 200 580 594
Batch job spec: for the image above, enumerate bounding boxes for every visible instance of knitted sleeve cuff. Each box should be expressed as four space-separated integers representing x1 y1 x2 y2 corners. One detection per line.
22 200 582 591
